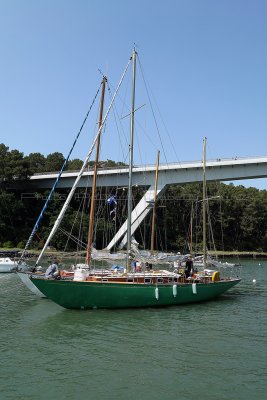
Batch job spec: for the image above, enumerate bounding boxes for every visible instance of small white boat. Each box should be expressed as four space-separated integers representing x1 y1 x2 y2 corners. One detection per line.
193 255 238 269
0 257 18 273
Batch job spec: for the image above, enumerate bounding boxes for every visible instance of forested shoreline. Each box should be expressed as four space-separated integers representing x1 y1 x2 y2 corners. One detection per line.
1 143 267 253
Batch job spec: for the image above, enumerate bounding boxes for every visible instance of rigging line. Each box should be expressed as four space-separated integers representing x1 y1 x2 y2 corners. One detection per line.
108 74 158 158
107 67 160 187
132 100 148 177
137 53 182 168
205 141 224 196
137 55 168 164
105 74 131 120
95 186 110 243
140 72 182 167
219 197 225 256
122 100 153 189
114 75 159 163
77 185 90 253
58 227 87 249
63 174 91 252
19 83 102 263
206 200 217 256
106 82 128 164
121 104 146 119
120 66 131 120
157 224 164 252
131 192 146 247
35 57 132 266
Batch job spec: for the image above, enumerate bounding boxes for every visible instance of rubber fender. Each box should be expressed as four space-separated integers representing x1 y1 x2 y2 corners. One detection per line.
212 271 220 282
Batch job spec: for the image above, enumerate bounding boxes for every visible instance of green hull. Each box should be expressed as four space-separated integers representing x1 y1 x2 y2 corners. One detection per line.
30 278 241 310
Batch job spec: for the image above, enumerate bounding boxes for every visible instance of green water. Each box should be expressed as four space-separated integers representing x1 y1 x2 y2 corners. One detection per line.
0 260 266 400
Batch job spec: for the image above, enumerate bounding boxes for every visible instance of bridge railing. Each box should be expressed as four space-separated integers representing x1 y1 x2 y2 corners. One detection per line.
31 155 267 177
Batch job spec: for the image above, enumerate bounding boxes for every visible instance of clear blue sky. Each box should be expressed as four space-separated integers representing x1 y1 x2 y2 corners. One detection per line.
0 0 266 188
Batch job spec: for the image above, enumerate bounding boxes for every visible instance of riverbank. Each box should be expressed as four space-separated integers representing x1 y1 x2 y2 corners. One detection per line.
0 249 86 260
1 248 267 259
208 250 267 259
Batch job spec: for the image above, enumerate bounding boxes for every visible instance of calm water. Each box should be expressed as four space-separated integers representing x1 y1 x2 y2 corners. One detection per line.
0 259 266 400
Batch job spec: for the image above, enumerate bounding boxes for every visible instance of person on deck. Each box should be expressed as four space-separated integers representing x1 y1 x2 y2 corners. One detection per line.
45 261 59 278
136 262 142 272
131 261 137 272
185 256 194 278
145 262 152 270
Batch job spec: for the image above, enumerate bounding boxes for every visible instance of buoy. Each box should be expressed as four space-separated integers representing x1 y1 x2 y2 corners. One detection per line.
155 287 159 300
253 279 256 284
192 282 197 295
173 284 177 297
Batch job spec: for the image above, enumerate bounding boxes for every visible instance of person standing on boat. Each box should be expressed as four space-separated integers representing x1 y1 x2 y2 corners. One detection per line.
131 261 136 272
45 260 59 278
185 256 194 278
145 262 153 271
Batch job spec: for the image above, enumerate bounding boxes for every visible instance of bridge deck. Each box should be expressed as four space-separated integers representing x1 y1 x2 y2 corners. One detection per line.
28 156 267 249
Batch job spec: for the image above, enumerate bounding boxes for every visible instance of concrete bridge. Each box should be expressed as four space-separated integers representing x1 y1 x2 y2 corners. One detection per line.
29 156 267 249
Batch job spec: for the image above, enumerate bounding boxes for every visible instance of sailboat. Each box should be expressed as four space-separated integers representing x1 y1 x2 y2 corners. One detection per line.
192 137 239 269
29 49 240 309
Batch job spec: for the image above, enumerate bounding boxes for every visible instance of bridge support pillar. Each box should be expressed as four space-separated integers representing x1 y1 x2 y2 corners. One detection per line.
106 184 166 250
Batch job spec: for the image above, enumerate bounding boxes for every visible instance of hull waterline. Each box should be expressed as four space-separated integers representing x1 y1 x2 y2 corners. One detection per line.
30 278 241 310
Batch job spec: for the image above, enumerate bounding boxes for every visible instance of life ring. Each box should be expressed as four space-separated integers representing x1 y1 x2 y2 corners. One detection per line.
212 271 220 282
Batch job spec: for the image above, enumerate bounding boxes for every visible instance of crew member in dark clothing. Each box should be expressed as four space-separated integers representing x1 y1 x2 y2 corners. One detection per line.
185 256 194 278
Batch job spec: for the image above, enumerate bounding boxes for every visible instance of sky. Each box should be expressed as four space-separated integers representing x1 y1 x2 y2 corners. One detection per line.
0 0 267 189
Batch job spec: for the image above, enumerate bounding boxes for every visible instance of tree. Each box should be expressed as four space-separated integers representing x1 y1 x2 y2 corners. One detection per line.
0 144 31 189
67 158 83 170
44 152 65 172
0 144 9 187
25 152 46 173
0 191 26 244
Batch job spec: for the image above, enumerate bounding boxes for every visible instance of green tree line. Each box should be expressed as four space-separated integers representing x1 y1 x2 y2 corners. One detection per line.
0 143 267 252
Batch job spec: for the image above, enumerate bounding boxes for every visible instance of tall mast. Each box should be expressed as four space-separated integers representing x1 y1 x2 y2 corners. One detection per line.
202 137 207 267
150 150 160 252
35 58 131 266
126 49 137 272
189 201 194 256
86 76 106 265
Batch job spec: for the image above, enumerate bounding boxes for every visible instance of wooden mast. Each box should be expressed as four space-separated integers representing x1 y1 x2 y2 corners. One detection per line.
202 137 207 267
86 77 106 265
126 49 137 272
150 150 160 252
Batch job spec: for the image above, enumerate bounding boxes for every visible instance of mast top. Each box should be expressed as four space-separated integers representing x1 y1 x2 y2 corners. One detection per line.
131 47 137 59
